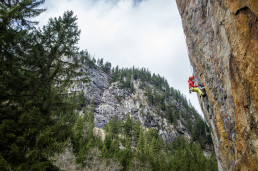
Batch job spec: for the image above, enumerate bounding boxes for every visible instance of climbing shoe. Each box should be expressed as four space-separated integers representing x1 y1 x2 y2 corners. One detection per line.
202 93 206 97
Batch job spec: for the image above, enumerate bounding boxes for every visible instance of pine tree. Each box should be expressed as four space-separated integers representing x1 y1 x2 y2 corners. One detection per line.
137 130 144 153
109 115 120 135
150 137 158 156
109 137 119 157
124 113 133 137
72 116 85 152
143 138 149 156
166 104 173 123
104 134 112 150
0 0 45 105
101 145 107 157
147 87 154 105
0 2 85 168
103 61 112 73
1 1 46 169
133 120 141 142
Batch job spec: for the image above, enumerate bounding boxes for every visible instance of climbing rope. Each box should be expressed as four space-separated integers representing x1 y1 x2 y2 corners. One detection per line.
189 59 194 75
185 33 194 76
205 123 210 136
197 47 236 171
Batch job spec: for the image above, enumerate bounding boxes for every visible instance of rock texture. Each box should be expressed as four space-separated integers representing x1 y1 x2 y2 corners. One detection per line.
82 64 197 143
176 0 257 170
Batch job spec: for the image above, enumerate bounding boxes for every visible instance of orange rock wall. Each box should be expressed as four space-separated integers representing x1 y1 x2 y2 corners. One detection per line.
176 0 257 170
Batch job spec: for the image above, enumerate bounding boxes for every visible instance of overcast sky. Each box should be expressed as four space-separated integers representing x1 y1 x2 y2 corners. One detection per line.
35 0 203 116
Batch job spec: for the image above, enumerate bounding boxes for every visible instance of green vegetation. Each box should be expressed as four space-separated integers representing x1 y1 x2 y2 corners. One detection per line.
0 1 87 169
0 1 217 170
71 112 218 171
110 66 213 148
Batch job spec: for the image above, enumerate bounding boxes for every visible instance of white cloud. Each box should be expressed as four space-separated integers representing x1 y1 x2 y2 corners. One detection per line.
36 0 203 116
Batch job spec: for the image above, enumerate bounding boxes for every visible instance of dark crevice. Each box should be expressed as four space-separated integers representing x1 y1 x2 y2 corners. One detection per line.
234 6 250 15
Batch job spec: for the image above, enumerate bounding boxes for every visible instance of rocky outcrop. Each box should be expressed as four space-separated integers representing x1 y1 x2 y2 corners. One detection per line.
82 64 196 143
176 0 257 170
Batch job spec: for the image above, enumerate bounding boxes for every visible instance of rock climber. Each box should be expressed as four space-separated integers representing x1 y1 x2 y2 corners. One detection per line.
188 75 206 97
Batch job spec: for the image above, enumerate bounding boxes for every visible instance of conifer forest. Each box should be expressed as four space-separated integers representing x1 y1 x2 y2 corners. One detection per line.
0 1 218 170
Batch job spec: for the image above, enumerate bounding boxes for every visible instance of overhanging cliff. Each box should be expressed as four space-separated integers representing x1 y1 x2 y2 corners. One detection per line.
176 0 257 170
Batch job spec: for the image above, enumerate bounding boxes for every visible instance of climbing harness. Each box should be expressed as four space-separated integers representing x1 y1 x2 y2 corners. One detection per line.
188 78 206 96
188 52 206 96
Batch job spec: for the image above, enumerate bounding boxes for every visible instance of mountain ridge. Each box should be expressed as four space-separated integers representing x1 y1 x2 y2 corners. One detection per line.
79 54 212 146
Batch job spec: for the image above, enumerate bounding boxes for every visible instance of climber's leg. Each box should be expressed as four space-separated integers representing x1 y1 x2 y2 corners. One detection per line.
190 87 203 96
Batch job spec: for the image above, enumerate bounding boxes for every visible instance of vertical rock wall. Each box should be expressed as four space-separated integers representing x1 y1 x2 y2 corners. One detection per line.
176 0 257 170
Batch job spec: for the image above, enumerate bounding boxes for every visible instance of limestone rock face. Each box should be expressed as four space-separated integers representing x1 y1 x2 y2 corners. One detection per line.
176 0 257 170
82 64 197 144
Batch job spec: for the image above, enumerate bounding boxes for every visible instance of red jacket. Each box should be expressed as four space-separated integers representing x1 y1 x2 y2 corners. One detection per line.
188 79 198 88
